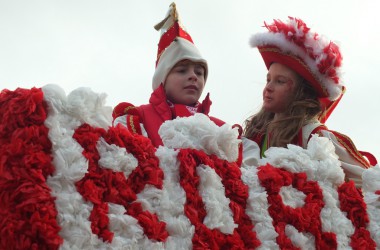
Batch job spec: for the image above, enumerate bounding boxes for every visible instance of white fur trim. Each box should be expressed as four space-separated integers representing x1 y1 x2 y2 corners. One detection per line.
152 38 207 90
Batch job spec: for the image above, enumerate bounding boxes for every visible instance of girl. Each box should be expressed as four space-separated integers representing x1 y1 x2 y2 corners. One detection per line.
244 17 377 187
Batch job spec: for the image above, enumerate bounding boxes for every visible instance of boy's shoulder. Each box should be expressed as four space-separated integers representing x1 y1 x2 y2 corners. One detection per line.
209 116 225 127
112 102 144 135
113 102 141 119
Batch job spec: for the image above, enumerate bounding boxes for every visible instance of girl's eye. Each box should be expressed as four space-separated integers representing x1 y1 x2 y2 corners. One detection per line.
266 76 290 84
276 78 288 84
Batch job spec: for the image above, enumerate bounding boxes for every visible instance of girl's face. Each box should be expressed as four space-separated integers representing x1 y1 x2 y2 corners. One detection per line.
263 63 299 116
164 60 206 106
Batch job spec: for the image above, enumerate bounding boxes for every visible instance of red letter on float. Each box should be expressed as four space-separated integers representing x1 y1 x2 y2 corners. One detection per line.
177 148 261 249
258 163 337 249
73 124 168 243
0 87 63 249
338 181 376 249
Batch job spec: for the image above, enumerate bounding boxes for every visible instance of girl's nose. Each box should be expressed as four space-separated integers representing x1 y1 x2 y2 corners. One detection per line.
264 81 273 92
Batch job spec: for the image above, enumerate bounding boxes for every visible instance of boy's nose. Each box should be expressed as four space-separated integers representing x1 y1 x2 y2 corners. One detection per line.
188 70 198 80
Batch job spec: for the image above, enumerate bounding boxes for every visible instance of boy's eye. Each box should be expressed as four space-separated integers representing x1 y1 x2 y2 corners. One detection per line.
175 67 186 73
195 69 204 76
194 66 205 76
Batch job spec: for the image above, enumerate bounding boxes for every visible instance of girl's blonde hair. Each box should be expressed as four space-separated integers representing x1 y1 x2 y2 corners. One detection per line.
243 78 323 147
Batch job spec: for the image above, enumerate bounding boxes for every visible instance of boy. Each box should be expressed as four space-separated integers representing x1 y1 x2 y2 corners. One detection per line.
113 3 224 147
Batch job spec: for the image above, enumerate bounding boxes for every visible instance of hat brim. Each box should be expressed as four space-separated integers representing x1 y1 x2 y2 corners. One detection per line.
258 45 346 122
258 45 328 98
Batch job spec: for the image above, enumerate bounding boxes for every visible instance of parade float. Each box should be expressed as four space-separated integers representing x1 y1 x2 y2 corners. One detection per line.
1 85 379 249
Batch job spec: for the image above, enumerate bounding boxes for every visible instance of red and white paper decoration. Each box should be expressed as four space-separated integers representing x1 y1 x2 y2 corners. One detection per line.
0 85 378 249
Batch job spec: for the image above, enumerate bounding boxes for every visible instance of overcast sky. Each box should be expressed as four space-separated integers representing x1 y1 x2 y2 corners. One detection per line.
1 0 379 160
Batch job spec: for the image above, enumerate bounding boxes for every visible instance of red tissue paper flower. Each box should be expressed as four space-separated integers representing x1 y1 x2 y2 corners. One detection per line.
73 123 168 243
0 87 62 250
338 181 375 249
258 163 337 249
178 148 261 249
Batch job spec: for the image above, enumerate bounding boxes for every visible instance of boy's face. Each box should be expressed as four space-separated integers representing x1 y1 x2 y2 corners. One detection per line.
164 60 206 106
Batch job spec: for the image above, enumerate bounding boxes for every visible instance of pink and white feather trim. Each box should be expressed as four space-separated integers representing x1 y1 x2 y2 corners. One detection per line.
250 17 344 101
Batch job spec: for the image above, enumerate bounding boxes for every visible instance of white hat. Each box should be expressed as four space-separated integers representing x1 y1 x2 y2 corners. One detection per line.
152 3 208 90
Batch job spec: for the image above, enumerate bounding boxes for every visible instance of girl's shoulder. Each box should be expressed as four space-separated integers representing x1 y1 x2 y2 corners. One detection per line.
302 121 376 167
301 121 327 147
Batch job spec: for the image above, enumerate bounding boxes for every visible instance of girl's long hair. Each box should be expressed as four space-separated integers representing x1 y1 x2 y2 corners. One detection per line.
243 78 323 147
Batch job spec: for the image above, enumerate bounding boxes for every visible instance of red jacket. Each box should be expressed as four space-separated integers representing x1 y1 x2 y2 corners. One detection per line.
113 85 225 147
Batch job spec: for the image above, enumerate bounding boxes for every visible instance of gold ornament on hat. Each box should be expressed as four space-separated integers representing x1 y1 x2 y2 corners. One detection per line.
154 2 178 31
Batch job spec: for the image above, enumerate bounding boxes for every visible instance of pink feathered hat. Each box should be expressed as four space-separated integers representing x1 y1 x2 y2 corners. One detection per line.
250 17 345 122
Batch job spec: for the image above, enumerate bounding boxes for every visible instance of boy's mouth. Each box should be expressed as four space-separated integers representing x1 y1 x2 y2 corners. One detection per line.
184 86 198 90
